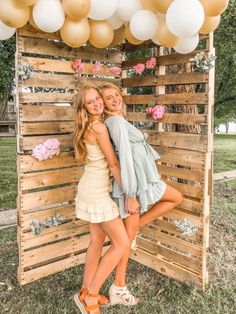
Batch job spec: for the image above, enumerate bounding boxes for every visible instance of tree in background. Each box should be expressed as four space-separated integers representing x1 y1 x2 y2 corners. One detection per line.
214 0 236 132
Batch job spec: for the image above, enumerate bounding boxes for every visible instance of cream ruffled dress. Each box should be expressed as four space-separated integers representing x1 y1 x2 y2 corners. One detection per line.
75 142 120 223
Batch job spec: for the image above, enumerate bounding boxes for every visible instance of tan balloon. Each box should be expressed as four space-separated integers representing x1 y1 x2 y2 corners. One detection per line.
153 18 180 48
140 0 158 12
0 0 30 28
62 0 90 21
60 17 90 48
125 23 143 45
110 25 125 46
199 0 229 17
13 0 37 7
199 15 221 34
152 0 173 14
89 20 114 48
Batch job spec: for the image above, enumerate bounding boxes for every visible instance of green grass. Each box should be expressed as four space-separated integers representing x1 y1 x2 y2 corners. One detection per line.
0 180 235 314
214 134 236 173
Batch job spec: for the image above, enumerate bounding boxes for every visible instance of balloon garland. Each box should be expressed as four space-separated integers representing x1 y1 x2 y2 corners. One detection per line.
0 0 229 54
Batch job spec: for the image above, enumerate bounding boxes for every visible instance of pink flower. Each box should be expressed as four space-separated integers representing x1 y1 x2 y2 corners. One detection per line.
133 63 145 74
151 104 165 120
110 66 122 76
72 59 85 73
146 107 154 114
32 138 60 161
92 61 102 74
146 57 157 69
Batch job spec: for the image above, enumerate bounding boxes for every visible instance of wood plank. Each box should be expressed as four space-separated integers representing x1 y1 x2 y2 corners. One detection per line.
20 152 81 173
148 132 207 152
123 93 208 105
21 134 73 150
21 167 83 190
177 198 203 214
18 24 61 40
157 164 203 182
122 73 208 87
20 92 74 103
21 185 76 211
127 112 207 125
21 121 74 135
163 209 202 227
163 180 203 199
20 104 73 122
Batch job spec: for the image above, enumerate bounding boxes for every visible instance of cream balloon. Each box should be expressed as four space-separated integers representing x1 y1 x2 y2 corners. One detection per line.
110 25 125 46
199 0 229 17
153 18 180 48
130 10 158 41
0 20 16 40
152 0 173 14
88 0 118 20
60 17 90 48
33 0 65 33
117 0 142 22
13 0 37 6
199 15 221 34
140 0 158 12
107 12 124 30
62 0 90 21
0 0 30 28
89 20 114 48
124 23 143 45
166 0 204 38
174 33 199 54
29 7 38 29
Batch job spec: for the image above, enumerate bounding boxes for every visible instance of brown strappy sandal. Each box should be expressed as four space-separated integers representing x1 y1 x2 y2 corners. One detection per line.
79 288 110 307
74 288 101 314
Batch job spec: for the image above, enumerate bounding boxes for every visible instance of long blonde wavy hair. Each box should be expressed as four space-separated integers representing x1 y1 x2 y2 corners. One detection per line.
98 83 126 117
73 84 100 163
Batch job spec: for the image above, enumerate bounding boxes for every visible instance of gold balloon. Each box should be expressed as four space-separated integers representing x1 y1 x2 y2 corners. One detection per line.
199 0 229 17
199 15 221 34
89 20 114 49
110 25 125 46
13 0 36 7
62 0 90 21
125 23 143 45
0 0 30 28
152 0 173 14
153 18 180 48
141 0 158 12
60 17 90 48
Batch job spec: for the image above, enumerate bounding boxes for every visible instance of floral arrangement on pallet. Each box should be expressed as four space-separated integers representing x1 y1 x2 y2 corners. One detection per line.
72 59 122 77
18 63 34 80
190 52 216 73
31 213 66 235
174 218 198 237
146 101 165 120
32 138 60 161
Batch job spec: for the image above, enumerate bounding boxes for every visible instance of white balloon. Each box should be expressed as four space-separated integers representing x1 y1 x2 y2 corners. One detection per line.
166 0 204 38
107 12 124 30
117 0 142 22
0 20 15 40
88 0 118 20
130 10 158 41
174 33 199 54
33 0 65 33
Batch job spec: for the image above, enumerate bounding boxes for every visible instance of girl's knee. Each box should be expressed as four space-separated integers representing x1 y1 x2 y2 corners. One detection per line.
90 233 106 248
175 190 183 205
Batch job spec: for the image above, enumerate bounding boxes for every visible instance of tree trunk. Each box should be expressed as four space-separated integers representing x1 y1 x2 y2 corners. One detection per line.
226 122 229 133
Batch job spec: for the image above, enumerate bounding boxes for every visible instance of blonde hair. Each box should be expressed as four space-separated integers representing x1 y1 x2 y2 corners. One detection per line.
73 84 99 163
98 83 126 117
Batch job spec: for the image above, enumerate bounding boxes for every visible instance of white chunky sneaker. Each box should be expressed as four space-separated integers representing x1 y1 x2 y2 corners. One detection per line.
131 232 139 250
109 283 139 306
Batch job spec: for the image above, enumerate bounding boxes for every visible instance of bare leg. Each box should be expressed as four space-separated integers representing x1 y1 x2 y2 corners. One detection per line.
82 223 106 289
139 185 183 228
114 215 140 287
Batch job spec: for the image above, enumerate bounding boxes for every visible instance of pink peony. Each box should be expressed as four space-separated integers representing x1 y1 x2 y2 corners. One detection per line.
151 104 165 120
32 138 60 161
72 59 85 73
146 57 157 69
133 63 145 74
146 107 154 114
110 66 122 76
92 61 102 74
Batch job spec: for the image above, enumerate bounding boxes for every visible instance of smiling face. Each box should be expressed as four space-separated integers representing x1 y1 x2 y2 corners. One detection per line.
102 88 123 114
84 88 104 117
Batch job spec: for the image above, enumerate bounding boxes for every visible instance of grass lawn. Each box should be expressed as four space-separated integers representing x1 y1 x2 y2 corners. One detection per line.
214 134 236 173
0 179 235 314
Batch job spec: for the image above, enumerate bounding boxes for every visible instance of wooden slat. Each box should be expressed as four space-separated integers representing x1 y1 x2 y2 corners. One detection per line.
178 198 203 214
18 24 61 40
21 185 76 211
20 152 81 173
157 164 203 182
127 112 207 125
163 180 203 199
20 104 73 122
148 132 207 152
21 121 74 135
21 134 73 151
123 93 208 105
163 209 202 227
20 92 74 103
123 73 208 87
21 167 83 190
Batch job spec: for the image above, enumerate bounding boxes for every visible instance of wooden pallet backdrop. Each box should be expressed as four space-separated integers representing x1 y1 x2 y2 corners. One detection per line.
16 25 213 290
